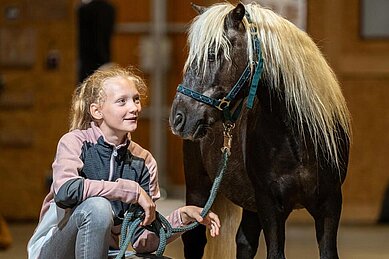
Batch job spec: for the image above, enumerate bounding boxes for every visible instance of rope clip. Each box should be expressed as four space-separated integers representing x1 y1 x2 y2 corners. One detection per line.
221 122 235 155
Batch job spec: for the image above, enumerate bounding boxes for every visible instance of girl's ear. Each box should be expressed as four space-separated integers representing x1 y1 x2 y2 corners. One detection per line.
90 103 103 120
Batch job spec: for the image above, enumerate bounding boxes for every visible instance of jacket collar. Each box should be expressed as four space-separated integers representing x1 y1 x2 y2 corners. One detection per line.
90 121 130 150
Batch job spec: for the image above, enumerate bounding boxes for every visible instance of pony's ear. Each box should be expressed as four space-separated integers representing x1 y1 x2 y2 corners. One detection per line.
226 3 245 29
191 3 207 14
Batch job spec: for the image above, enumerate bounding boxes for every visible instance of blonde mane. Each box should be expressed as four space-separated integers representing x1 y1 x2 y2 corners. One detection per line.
185 2 352 167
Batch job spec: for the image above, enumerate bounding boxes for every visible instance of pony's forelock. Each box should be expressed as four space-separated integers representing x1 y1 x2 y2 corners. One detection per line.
185 3 235 73
185 2 352 168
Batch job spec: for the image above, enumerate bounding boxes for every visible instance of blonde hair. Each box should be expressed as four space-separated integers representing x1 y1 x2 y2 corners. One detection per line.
70 65 147 131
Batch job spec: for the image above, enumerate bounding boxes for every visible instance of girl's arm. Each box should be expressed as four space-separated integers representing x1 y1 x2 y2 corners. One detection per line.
53 132 144 208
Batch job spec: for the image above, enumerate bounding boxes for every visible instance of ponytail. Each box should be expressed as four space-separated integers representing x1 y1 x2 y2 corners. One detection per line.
69 81 90 131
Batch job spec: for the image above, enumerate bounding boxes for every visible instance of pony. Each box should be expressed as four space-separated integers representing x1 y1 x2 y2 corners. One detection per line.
169 2 351 259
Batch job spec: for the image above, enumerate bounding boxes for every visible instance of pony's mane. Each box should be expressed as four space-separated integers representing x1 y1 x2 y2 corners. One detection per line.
185 2 352 167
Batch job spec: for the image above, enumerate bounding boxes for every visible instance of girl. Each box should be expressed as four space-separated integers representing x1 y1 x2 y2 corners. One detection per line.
28 65 220 259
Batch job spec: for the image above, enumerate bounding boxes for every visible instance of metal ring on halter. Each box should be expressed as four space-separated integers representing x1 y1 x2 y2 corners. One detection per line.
216 97 231 111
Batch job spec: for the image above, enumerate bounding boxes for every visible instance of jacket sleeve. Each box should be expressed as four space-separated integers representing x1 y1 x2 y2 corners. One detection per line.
54 178 84 209
52 132 85 208
53 132 142 209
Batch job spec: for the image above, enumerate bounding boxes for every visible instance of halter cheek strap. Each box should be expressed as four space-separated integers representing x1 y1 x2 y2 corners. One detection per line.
176 12 264 122
246 12 264 109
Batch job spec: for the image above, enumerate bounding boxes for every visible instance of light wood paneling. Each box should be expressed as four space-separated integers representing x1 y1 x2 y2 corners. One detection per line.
0 0 76 219
309 0 389 222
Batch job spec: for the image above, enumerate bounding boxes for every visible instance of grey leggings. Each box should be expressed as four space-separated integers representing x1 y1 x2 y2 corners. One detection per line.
39 197 114 259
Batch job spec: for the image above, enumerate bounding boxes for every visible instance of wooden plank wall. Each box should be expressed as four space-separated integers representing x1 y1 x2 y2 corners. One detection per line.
0 0 76 219
308 0 389 222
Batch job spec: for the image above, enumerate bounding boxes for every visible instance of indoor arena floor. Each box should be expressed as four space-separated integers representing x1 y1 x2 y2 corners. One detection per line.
1 198 389 259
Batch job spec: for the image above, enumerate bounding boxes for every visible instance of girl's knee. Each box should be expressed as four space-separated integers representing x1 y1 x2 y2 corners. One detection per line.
86 197 111 212
80 197 113 226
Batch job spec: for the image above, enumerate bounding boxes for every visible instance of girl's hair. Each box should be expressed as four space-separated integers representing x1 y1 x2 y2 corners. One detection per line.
69 65 147 131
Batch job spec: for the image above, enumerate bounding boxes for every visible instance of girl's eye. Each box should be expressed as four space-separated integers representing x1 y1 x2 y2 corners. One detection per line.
134 95 141 103
117 98 126 105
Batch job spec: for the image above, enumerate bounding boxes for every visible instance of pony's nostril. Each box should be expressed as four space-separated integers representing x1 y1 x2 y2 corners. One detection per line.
174 112 185 131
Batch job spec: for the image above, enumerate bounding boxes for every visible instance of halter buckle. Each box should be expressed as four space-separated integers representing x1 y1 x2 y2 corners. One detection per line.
216 97 231 111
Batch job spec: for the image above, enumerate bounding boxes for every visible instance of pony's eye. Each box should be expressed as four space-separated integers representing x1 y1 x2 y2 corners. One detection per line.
208 49 216 62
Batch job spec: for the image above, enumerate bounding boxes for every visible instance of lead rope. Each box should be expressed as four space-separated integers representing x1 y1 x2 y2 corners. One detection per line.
115 122 235 259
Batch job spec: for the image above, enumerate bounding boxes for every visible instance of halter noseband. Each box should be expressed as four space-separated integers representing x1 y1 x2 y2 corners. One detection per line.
176 12 264 122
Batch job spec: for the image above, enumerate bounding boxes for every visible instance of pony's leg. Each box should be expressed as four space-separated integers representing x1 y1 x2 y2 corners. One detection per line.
308 191 342 259
255 194 291 259
182 225 207 259
235 209 261 259
182 140 212 259
261 216 287 259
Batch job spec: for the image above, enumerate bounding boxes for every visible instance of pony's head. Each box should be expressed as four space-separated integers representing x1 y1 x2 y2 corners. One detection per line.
170 3 249 140
169 2 351 166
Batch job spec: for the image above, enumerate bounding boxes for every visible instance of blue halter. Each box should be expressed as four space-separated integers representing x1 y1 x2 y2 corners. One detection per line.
176 12 264 122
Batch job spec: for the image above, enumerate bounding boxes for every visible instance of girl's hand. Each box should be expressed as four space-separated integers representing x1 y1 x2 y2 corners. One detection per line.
137 188 156 226
179 206 221 237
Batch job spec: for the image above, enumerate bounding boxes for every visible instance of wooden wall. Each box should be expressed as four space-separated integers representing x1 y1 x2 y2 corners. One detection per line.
308 0 389 222
0 0 387 222
0 0 76 219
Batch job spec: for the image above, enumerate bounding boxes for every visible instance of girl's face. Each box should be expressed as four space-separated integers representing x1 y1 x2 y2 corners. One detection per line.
93 76 141 143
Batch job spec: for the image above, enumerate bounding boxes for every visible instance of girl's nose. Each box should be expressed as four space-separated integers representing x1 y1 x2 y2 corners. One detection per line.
128 101 141 113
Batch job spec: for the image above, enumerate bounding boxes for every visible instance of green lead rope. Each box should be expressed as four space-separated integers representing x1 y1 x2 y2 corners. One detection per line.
115 150 230 259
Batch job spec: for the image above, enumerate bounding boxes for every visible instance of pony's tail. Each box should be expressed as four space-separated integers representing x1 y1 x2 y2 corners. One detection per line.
204 195 242 259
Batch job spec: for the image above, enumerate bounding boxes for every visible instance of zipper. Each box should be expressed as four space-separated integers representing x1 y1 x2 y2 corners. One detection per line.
108 147 118 181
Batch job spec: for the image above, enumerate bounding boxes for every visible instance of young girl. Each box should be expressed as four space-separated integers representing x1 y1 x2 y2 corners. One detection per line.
27 65 220 259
